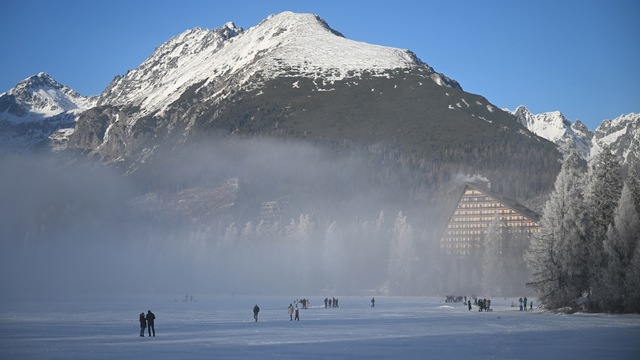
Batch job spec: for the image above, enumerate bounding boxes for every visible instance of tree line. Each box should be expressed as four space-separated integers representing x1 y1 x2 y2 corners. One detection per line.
526 148 640 313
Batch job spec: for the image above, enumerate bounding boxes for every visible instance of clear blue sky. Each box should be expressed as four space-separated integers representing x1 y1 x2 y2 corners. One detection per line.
1 0 638 130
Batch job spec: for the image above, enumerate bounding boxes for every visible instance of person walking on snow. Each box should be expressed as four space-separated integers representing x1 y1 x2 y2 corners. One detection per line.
253 304 260 322
139 312 146 337
371 297 375 307
294 306 300 321
288 304 294 321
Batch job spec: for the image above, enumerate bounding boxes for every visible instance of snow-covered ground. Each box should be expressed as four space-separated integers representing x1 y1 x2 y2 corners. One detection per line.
1 295 639 359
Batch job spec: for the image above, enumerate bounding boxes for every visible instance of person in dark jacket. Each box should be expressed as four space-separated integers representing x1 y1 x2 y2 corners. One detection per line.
139 312 146 337
253 304 260 322
146 310 156 337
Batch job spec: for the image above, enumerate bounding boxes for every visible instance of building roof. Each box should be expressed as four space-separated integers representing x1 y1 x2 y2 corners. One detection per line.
460 182 540 222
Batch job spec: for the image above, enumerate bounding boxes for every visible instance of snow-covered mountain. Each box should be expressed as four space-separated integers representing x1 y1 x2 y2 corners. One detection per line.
0 72 96 151
61 12 560 201
590 113 640 165
97 12 459 117
509 106 592 158
509 106 639 166
69 11 507 163
2 11 562 203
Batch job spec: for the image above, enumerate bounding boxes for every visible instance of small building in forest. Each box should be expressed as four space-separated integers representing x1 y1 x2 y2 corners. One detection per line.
440 182 541 257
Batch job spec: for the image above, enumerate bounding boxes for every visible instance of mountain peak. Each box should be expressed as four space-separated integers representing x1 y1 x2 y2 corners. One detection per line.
261 11 345 38
0 73 97 151
510 106 592 159
223 21 240 33
14 72 62 92
591 113 640 165
98 11 458 114
1 73 95 122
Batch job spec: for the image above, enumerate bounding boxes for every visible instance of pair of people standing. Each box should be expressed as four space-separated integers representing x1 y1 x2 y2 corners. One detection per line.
139 310 156 337
288 304 300 321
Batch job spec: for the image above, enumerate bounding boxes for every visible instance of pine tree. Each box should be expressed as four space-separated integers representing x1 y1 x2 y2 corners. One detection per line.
602 182 640 312
501 224 530 295
285 214 317 290
526 150 588 309
585 147 623 309
323 220 347 291
482 217 504 295
626 246 640 313
627 165 640 214
388 211 415 294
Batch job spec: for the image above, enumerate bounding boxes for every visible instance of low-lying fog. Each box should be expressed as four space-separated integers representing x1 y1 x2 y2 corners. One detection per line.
0 138 464 299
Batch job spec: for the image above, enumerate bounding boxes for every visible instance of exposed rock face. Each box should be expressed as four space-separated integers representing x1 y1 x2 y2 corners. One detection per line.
0 72 96 152
510 105 639 166
591 113 640 166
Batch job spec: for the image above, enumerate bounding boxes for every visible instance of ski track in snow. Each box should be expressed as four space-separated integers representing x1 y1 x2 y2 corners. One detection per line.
1 296 639 359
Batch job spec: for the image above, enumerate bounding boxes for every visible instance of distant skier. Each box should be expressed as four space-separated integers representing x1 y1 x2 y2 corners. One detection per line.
294 306 300 321
146 310 156 337
253 304 260 322
468 300 472 311
371 297 375 307
139 312 146 337
288 304 294 321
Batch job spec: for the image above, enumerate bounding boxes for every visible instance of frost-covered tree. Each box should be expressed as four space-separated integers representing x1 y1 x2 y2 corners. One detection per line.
585 147 623 309
501 226 530 296
527 150 588 309
482 217 505 295
285 214 317 290
240 221 256 246
323 220 347 291
388 211 415 294
221 222 238 247
626 246 640 313
601 182 640 312
627 165 640 214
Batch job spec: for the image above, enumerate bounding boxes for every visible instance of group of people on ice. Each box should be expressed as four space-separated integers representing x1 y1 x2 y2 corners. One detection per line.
295 298 310 309
324 297 339 308
452 296 490 311
138 310 156 337
475 298 491 312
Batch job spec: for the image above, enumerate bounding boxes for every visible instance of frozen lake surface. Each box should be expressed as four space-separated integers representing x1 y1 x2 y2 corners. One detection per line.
1 295 639 359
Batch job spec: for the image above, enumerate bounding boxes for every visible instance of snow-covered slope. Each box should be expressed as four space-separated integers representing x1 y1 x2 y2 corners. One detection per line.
97 23 242 112
0 73 96 151
591 113 640 164
0 72 95 123
98 12 458 117
510 106 639 166
509 106 592 158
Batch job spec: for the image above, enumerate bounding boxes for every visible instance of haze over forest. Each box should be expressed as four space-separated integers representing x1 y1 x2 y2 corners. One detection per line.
1 12 638 312
1 136 469 298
